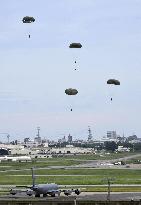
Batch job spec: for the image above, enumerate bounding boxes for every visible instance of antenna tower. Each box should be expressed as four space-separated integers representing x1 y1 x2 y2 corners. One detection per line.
37 127 40 138
88 126 93 141
7 135 10 144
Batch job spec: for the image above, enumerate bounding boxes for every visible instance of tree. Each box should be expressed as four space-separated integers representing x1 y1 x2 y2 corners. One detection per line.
104 141 118 152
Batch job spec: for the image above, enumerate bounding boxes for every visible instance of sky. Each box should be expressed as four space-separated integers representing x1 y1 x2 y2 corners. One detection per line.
0 0 140 141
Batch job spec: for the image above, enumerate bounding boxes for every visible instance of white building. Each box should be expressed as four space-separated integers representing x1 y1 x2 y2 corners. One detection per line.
0 155 31 162
50 145 94 154
117 146 130 152
10 147 39 155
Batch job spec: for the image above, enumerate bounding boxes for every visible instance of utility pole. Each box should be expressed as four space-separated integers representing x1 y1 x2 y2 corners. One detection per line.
102 177 115 202
74 197 77 205
107 178 111 201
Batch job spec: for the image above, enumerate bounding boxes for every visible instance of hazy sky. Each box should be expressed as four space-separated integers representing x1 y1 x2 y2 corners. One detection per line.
0 0 140 141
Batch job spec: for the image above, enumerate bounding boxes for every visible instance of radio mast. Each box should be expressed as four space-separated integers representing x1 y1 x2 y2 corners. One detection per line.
88 126 93 142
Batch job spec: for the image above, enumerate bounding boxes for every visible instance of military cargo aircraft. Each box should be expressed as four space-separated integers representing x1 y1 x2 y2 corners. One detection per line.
10 167 81 197
26 168 60 197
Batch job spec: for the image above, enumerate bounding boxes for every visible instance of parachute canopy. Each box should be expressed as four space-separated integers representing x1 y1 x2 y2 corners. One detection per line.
69 43 82 48
65 88 78 95
22 16 35 23
107 79 120 85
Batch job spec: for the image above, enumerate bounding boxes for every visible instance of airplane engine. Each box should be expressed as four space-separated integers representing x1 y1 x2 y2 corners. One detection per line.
63 190 72 196
10 189 16 195
75 189 81 195
26 189 33 196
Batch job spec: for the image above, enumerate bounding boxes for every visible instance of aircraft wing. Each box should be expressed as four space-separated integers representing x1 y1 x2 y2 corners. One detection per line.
47 189 60 194
15 185 32 189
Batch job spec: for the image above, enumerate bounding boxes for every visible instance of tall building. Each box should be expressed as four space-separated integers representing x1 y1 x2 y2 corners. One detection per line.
24 138 30 144
107 131 117 140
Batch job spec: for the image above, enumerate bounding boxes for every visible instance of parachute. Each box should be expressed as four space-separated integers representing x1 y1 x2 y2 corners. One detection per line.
22 16 35 23
69 43 82 48
65 88 78 111
107 79 120 85
22 16 35 38
65 88 78 95
107 79 120 101
69 43 82 70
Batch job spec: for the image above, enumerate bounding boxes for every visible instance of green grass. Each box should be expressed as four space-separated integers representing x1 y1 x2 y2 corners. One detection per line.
50 152 138 160
0 153 141 188
78 186 141 192
0 152 137 172
0 175 141 185
0 160 82 171
0 169 141 185
3 168 141 176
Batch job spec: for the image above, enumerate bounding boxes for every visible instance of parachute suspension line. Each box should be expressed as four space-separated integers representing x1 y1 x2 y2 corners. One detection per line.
22 16 35 39
66 43 82 111
74 61 77 71
65 88 78 112
107 79 120 102
69 43 82 71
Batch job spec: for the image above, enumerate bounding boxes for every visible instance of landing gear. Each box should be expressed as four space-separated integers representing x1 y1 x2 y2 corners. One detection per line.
43 193 47 197
51 193 55 197
71 109 72 111
57 191 61 196
111 98 112 101
75 189 80 195
35 193 40 197
28 34 30 38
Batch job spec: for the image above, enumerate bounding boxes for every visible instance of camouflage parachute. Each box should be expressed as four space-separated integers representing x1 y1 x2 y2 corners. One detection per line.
69 43 82 48
107 79 120 85
65 88 78 95
22 16 35 23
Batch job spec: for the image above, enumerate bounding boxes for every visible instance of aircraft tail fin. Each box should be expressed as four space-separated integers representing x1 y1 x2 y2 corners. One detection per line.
31 167 36 188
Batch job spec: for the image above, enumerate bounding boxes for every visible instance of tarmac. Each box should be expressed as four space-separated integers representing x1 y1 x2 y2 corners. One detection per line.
1 191 141 201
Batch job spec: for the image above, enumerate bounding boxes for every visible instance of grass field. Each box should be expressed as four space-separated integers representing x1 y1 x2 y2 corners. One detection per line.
3 168 141 176
49 152 138 160
0 159 83 171
0 152 138 172
0 152 140 192
0 168 141 185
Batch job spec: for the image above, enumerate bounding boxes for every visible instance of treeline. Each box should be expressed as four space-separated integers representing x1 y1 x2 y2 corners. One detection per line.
49 141 141 152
